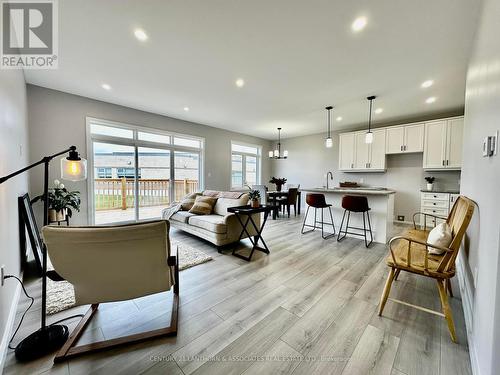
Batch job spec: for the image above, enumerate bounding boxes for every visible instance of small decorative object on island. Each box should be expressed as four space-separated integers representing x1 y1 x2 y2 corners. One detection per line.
33 180 81 222
269 177 287 192
425 176 435 191
247 189 261 208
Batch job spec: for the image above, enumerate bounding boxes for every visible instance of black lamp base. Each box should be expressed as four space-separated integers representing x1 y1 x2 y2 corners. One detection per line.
15 325 69 362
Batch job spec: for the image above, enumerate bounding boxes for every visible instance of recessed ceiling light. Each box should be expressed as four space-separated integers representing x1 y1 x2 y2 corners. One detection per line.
101 83 111 90
235 78 245 88
336 116 343 122
375 108 383 114
351 16 367 32
183 106 190 112
426 96 437 104
134 28 148 41
421 80 434 88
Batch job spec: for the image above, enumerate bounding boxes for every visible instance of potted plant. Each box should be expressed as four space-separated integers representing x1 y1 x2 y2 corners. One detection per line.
33 180 81 222
425 176 435 191
247 189 261 208
269 177 287 192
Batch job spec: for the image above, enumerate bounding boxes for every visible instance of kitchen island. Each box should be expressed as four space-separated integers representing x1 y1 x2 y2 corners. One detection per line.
302 187 395 244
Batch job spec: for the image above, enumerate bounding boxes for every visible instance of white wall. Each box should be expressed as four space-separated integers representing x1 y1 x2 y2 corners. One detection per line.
271 131 460 221
27 85 272 225
0 70 28 370
460 0 500 373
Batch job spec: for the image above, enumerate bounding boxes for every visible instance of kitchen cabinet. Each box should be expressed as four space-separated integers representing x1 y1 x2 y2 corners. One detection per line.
423 118 463 170
385 123 424 154
420 191 459 227
339 132 355 170
342 129 385 171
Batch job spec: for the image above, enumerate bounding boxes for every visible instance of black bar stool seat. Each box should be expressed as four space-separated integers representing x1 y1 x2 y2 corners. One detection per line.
301 193 336 239
337 195 373 247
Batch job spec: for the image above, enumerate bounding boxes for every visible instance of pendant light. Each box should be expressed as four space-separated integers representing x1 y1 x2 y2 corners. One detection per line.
269 127 288 159
365 95 376 144
325 106 333 148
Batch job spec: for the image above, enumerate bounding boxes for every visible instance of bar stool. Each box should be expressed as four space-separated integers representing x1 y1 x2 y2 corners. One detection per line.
301 193 336 239
337 195 373 247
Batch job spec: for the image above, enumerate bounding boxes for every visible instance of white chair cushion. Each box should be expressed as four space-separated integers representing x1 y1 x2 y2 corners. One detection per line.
427 222 452 255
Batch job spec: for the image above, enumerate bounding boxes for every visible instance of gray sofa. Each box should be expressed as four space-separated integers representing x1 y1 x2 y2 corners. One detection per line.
165 192 260 249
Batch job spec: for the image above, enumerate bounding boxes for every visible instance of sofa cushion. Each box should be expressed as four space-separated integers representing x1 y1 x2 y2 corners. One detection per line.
188 215 227 234
180 192 202 211
189 196 217 215
214 195 249 216
170 211 196 223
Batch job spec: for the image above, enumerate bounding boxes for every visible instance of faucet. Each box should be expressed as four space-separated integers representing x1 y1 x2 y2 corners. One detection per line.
326 171 334 189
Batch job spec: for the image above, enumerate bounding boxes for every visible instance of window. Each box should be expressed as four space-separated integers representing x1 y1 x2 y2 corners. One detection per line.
96 167 112 178
231 142 261 189
117 168 140 179
87 118 204 224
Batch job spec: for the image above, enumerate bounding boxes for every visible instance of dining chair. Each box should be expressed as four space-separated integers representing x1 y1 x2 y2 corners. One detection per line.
280 188 299 217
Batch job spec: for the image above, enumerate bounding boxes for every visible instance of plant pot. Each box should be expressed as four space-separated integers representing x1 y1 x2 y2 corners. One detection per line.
251 199 260 208
276 184 283 192
426 183 434 191
49 208 67 222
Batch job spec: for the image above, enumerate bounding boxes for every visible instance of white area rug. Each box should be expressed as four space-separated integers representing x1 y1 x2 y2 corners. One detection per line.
46 240 212 315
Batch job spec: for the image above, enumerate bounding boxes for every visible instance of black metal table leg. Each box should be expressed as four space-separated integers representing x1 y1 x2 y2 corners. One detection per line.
232 210 270 261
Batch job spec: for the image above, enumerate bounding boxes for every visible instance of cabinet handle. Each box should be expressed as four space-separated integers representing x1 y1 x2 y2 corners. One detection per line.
400 145 403 151
446 160 449 166
442 160 445 166
351 163 353 169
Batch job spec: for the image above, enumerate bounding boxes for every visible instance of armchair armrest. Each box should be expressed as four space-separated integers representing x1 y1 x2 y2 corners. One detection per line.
412 212 447 230
222 213 236 224
388 235 453 271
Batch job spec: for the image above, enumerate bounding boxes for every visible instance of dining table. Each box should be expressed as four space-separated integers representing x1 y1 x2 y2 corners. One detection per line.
266 190 302 219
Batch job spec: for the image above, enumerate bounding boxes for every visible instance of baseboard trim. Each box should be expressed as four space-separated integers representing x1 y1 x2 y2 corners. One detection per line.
0 281 21 373
456 254 480 375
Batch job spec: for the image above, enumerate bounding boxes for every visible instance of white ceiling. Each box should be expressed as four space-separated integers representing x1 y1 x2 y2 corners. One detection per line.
25 0 481 140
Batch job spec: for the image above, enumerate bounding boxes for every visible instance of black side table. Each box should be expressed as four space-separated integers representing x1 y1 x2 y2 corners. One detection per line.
227 205 272 261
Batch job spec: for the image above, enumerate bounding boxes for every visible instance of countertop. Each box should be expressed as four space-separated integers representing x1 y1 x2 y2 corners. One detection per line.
302 187 396 195
420 189 460 194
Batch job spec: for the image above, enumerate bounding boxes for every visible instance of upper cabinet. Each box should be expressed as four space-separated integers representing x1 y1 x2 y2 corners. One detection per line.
339 132 355 170
339 129 386 171
423 118 463 170
338 115 463 173
385 123 424 154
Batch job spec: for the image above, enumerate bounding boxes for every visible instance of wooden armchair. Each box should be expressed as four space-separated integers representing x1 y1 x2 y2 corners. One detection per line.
378 196 474 342
42 220 179 362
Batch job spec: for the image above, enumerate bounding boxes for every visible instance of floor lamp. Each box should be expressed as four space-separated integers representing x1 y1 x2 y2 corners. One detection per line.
0 146 87 361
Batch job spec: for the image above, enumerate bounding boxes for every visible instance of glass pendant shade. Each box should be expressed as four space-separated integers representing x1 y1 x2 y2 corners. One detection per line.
365 131 373 144
61 156 87 181
325 137 333 148
274 149 279 157
268 150 274 158
283 150 288 158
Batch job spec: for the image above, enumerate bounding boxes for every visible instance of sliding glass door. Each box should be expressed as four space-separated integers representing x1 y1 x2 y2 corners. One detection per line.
88 118 203 225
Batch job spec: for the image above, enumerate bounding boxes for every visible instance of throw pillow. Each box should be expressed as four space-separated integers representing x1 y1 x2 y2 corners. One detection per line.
427 222 452 255
189 195 217 215
180 192 201 211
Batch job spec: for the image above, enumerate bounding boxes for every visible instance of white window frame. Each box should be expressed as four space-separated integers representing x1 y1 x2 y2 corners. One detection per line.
230 141 262 190
86 117 205 224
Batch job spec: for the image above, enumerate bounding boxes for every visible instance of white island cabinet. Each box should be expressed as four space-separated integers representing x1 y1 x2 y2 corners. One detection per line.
301 188 395 244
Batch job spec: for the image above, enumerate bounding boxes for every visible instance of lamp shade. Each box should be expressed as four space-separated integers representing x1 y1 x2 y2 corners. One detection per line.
268 150 274 158
61 156 87 181
325 137 333 148
365 132 373 144
283 150 288 158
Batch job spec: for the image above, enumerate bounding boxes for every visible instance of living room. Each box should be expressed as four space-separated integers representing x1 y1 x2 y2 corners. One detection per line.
1 1 499 374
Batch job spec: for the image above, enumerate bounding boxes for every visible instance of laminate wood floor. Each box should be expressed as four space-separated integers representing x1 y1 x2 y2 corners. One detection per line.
3 217 472 375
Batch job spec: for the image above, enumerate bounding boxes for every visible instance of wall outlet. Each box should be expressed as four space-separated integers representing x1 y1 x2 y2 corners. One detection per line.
1 265 5 287
397 215 405 221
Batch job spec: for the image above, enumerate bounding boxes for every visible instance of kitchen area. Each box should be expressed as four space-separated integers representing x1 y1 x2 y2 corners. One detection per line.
272 115 463 244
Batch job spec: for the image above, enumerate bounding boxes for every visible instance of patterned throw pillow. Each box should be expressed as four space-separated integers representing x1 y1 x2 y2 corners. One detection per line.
189 196 217 215
180 192 201 211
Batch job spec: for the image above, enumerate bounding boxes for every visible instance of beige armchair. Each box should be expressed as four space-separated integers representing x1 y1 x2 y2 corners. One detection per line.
42 220 178 362
378 196 474 342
